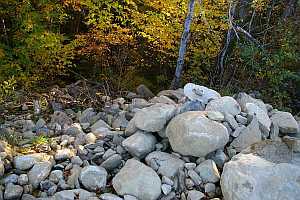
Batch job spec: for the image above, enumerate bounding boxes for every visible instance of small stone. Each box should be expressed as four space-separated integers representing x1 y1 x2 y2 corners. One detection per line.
100 193 123 200
161 184 172 195
207 111 225 121
161 176 174 186
205 183 216 197
47 185 57 196
55 149 75 161
187 190 205 200
18 174 29 185
210 149 228 168
184 163 197 170
85 133 97 144
224 113 239 130
195 159 220 183
235 115 248 125
124 195 139 200
185 178 195 190
187 170 202 185
4 183 23 200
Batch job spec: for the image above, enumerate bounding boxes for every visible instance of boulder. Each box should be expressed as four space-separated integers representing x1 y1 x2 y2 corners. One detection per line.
28 161 53 188
271 111 299 134
79 166 107 192
231 117 262 152
157 89 185 102
183 83 221 104
134 103 176 132
166 112 229 157
136 84 155 98
245 103 271 133
122 131 157 158
113 159 161 200
14 153 52 171
145 151 185 177
90 119 110 133
206 96 241 116
235 92 267 113
221 140 300 200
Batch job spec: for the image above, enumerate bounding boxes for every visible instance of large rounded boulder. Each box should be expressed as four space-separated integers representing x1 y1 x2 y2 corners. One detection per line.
166 111 229 157
221 140 300 200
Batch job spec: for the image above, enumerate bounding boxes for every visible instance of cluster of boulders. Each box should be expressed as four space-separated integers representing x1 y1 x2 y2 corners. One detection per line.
0 83 300 200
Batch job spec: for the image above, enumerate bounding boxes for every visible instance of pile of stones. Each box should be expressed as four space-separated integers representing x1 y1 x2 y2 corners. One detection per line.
0 83 299 200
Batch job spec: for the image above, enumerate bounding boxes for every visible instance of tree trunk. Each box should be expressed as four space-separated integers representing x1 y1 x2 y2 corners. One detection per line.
171 0 196 89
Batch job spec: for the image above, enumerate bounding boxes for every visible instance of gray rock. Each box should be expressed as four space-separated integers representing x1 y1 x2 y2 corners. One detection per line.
124 117 138 137
100 154 122 170
4 174 18 185
157 89 185 101
183 83 221 104
195 159 220 183
123 195 138 200
184 163 197 170
71 156 83 166
54 189 96 200
102 149 116 160
271 111 299 134
187 170 202 185
112 112 129 129
231 117 262 152
113 159 161 200
55 149 75 161
99 193 122 200
85 133 96 144
206 111 224 121
224 113 239 130
90 119 110 134
149 95 176 105
205 183 216 197
136 84 155 98
14 153 52 171
51 111 73 130
187 190 205 200
235 115 248 125
231 125 246 137
28 161 53 188
145 151 185 177
210 149 229 168
67 165 81 189
235 92 267 113
122 131 156 158
0 158 4 177
161 184 172 195
206 96 241 116
49 170 64 184
166 112 229 157
134 103 176 132
221 140 300 200
79 108 96 124
4 183 23 200
282 136 300 152
245 103 271 133
79 166 107 192
18 174 29 185
21 194 36 200
162 176 174 186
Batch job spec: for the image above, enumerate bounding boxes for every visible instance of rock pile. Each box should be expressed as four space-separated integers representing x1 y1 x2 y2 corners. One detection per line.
0 83 299 200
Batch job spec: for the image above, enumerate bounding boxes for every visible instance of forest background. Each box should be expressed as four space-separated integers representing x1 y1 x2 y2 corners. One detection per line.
0 0 299 113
